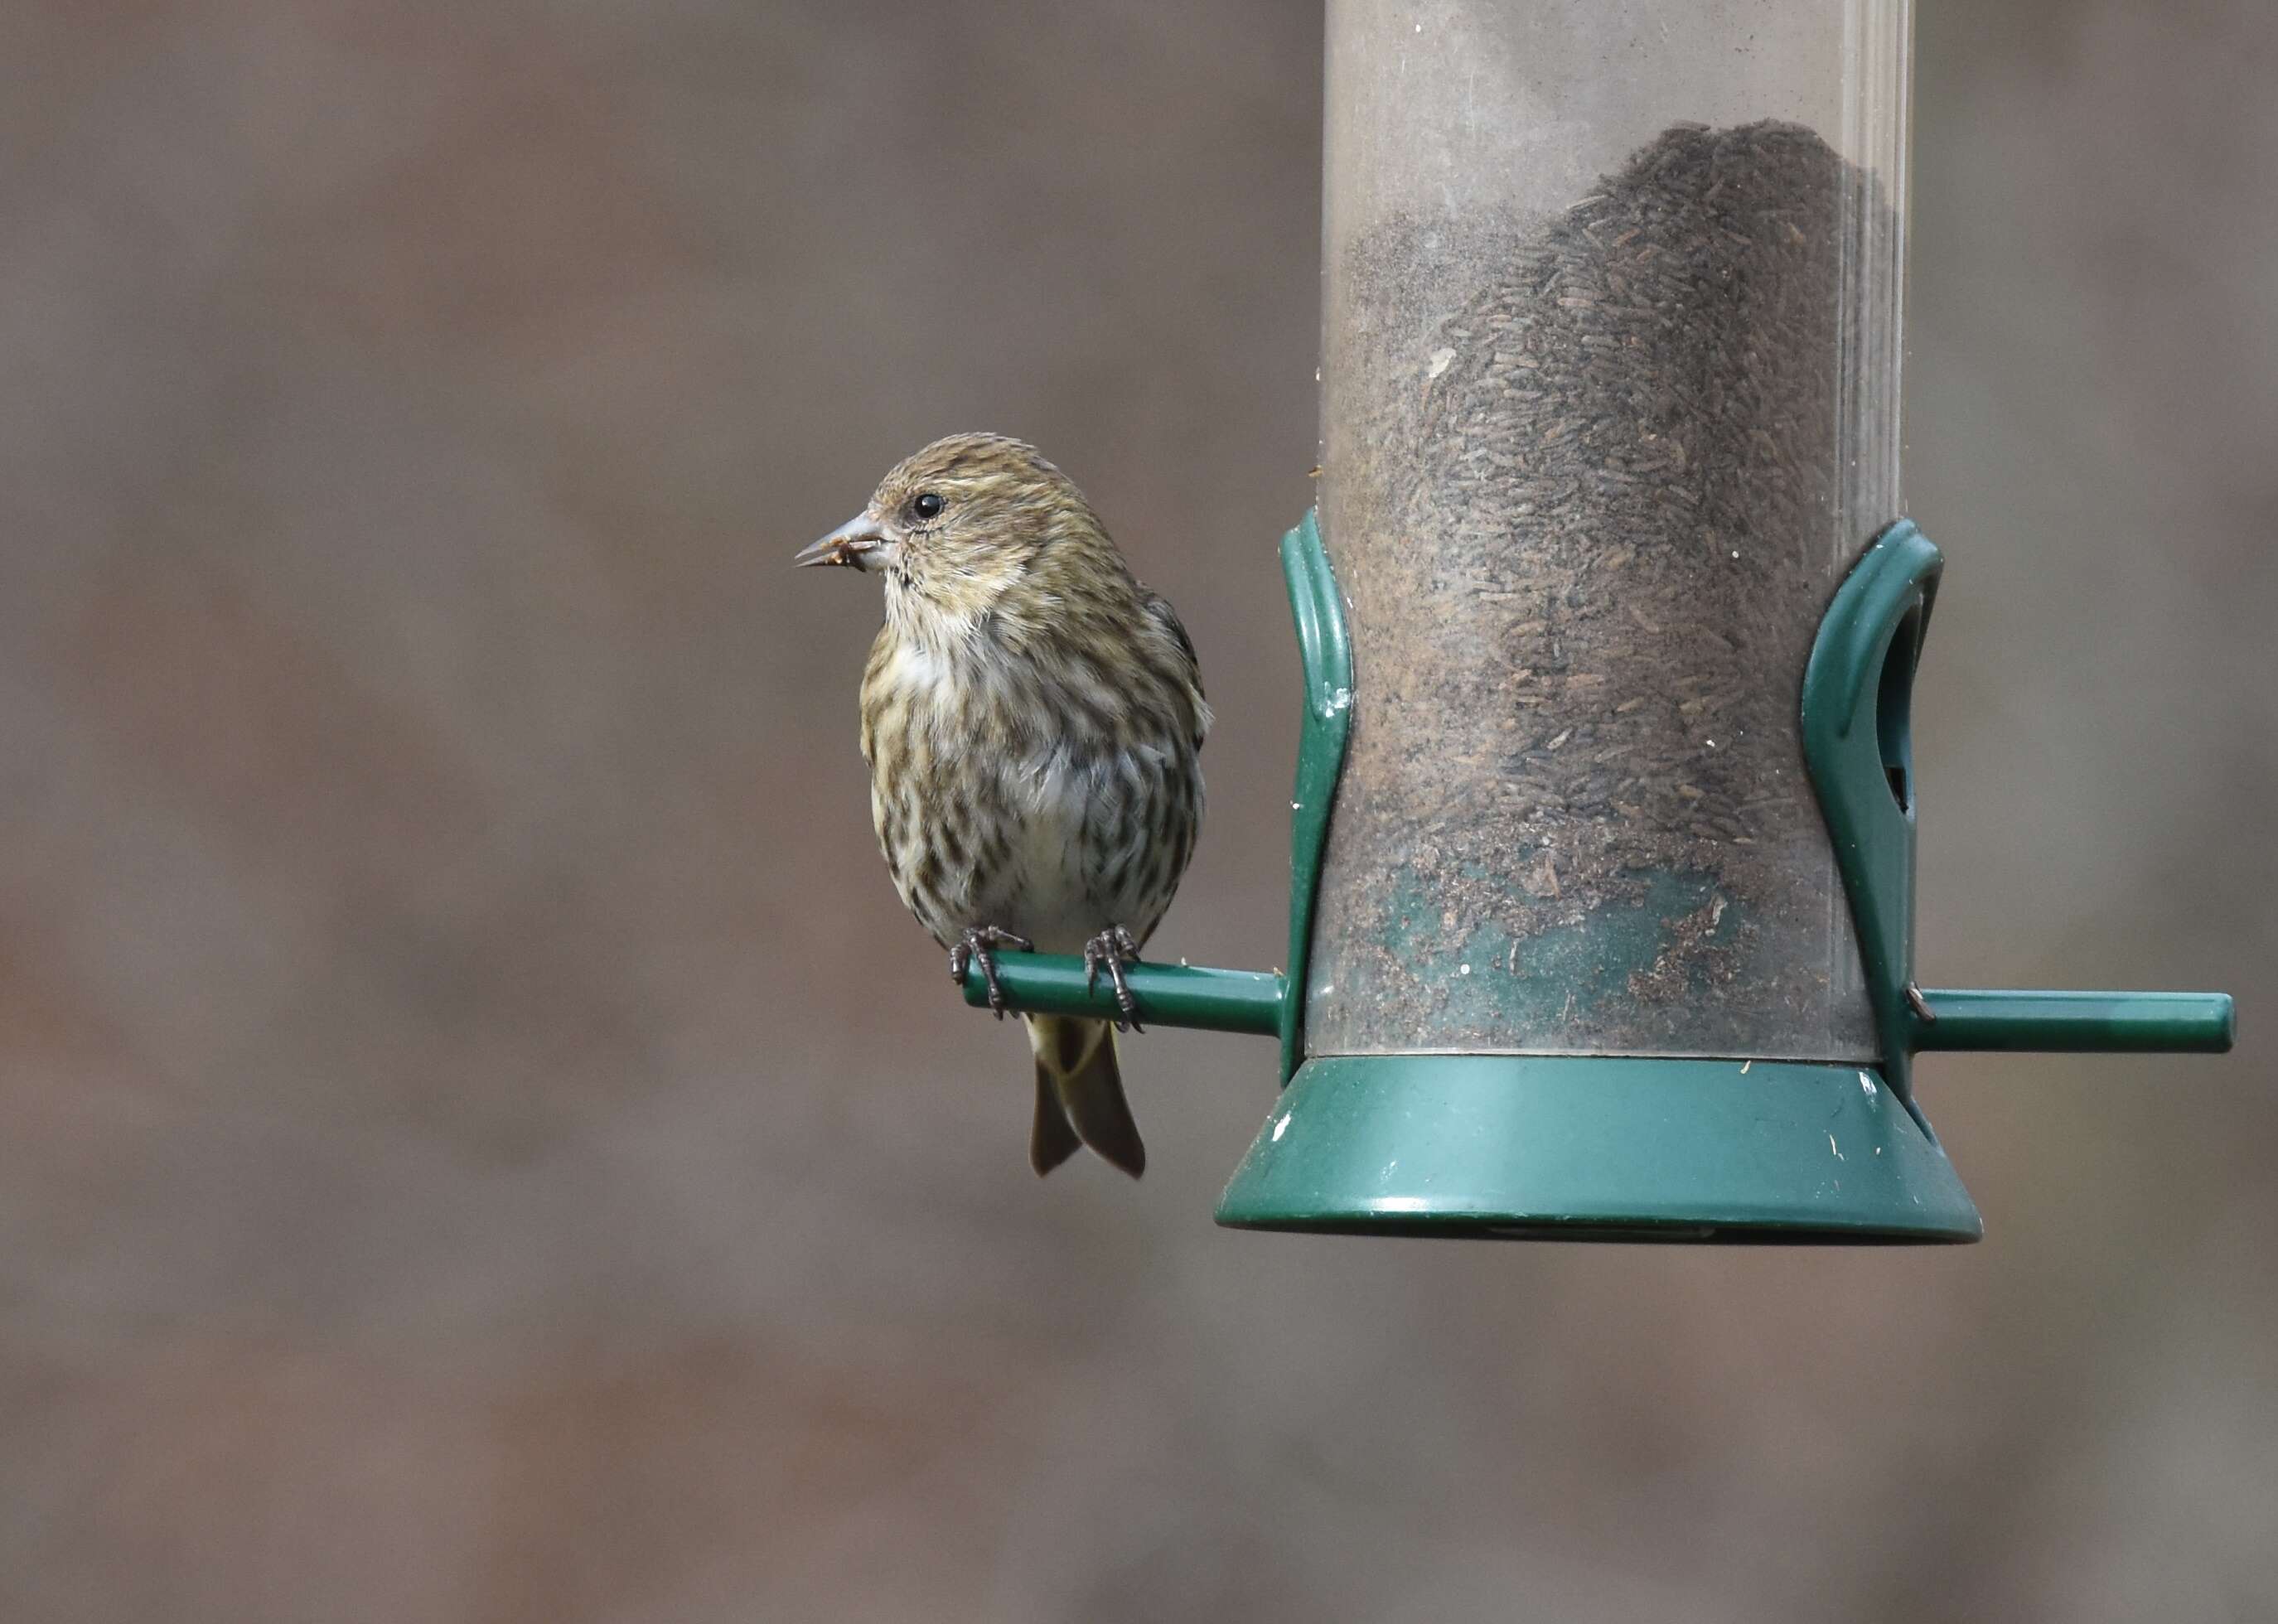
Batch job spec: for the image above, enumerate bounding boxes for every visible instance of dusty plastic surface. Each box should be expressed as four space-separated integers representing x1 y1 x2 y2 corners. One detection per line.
1308 0 1913 1060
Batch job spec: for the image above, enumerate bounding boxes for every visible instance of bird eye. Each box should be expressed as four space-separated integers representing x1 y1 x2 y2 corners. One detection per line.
912 492 944 521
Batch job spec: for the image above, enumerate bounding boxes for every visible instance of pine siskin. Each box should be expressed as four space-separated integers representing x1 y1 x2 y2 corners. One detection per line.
797 434 1210 1178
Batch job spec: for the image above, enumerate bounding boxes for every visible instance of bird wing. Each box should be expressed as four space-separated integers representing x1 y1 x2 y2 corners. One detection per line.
1140 588 1209 748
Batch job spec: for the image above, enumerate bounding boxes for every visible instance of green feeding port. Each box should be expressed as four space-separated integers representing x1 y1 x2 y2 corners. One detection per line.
960 0 2236 1241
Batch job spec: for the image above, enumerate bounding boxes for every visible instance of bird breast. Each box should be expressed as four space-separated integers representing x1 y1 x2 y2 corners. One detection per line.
861 625 1192 957
1004 747 1105 952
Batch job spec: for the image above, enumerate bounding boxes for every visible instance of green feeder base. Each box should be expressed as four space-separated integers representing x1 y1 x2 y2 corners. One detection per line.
1215 1053 1983 1243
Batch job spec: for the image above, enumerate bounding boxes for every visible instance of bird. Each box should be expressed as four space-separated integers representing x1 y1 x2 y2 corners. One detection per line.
796 433 1209 1178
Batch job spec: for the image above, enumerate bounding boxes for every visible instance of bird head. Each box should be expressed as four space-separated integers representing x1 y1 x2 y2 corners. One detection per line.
797 434 1120 632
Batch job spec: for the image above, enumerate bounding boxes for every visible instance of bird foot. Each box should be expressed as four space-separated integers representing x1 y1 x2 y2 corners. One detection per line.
949 926 1033 1018
1083 926 1144 1032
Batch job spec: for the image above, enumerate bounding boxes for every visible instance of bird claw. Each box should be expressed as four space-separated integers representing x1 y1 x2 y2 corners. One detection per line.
950 926 1033 1019
1083 926 1144 1032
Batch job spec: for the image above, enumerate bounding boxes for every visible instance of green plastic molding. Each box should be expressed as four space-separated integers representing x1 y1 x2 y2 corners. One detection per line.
1799 520 1942 1102
1913 988 2234 1053
1800 519 2235 1104
1213 516 2235 1243
960 958 1282 1035
1275 510 1356 1081
1214 1053 1983 1242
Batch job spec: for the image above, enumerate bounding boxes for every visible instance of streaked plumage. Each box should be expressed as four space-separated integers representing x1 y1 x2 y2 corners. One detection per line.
798 434 1209 1177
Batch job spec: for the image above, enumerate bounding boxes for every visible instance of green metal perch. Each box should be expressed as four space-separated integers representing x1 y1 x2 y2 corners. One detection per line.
965 960 2235 1057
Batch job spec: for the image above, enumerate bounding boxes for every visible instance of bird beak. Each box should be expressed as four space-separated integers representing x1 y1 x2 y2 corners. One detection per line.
796 512 888 570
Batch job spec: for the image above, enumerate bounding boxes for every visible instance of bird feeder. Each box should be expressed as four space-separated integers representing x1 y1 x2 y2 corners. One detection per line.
959 0 2233 1240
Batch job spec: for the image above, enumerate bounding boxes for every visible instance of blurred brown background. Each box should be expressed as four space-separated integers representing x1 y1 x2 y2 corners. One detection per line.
2 2 2271 1620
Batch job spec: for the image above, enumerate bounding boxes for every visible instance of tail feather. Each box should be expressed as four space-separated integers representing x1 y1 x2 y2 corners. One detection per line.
1030 1065 1082 1176
1027 1016 1145 1179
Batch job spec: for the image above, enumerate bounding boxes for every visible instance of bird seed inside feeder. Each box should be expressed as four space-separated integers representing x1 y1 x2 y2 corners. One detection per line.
1308 121 1898 1060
